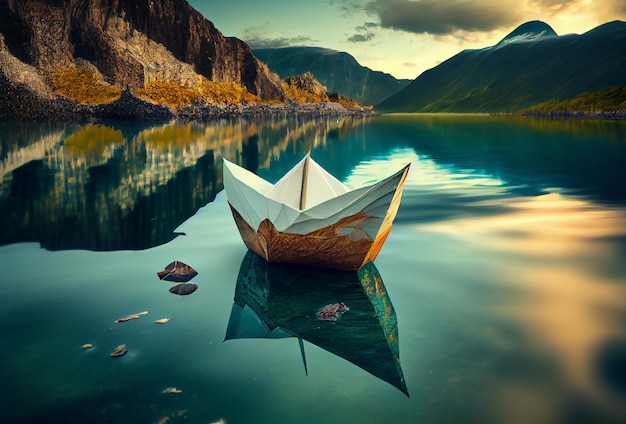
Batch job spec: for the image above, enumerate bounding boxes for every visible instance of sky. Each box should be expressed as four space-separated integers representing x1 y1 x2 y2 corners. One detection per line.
187 0 626 80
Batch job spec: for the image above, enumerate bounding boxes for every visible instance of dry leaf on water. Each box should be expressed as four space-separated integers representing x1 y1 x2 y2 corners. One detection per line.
110 344 127 357
114 314 140 323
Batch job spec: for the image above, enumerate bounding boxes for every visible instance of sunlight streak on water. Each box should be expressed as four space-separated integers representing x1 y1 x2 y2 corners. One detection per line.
343 147 505 190
410 189 626 418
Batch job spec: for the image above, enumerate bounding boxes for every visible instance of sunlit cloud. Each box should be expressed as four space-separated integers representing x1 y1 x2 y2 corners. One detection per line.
587 0 626 22
528 0 579 11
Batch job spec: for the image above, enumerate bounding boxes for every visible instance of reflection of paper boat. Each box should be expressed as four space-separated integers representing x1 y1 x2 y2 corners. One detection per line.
223 154 410 270
225 251 408 396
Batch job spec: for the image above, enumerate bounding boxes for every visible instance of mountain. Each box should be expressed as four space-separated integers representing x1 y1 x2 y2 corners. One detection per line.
0 0 286 118
253 47 411 106
496 20 557 46
377 20 626 113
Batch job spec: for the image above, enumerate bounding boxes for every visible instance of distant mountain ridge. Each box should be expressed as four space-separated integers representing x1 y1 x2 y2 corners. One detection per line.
253 47 411 106
377 20 626 113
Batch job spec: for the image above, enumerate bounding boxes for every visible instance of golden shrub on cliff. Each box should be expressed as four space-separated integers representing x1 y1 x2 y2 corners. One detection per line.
134 81 202 106
51 66 122 104
134 79 263 107
198 80 262 105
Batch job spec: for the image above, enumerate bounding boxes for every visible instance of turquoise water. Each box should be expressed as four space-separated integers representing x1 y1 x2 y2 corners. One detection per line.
1 114 625 423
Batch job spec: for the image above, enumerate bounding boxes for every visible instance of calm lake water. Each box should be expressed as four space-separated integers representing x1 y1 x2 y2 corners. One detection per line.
1 114 625 424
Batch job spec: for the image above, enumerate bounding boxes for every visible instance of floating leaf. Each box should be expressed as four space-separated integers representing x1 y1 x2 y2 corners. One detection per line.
110 344 127 357
154 318 170 324
169 283 198 296
157 261 198 282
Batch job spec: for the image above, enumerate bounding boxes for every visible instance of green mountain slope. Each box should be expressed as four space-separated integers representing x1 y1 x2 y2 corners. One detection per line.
377 20 626 113
520 85 626 115
253 46 411 106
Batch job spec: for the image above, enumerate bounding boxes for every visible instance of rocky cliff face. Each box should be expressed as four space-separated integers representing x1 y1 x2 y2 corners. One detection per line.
0 0 286 118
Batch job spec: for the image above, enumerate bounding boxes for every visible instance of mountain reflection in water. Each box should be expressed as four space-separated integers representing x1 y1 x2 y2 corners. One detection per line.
226 250 408 396
0 115 368 250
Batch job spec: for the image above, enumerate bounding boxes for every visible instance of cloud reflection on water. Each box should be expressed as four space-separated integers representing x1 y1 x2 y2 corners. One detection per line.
415 185 626 420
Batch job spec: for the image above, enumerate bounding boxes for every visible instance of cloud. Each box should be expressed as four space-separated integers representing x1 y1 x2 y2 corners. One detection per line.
333 0 380 19
589 0 626 21
367 0 524 35
527 0 626 16
355 22 379 31
524 0 626 33
347 21 378 43
528 0 578 8
347 32 376 42
240 24 318 49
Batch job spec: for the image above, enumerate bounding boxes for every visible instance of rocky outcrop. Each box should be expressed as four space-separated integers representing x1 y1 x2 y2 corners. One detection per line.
0 0 286 118
281 71 368 111
283 72 329 100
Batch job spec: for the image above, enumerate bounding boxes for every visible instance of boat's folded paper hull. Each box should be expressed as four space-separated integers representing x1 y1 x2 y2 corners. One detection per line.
224 156 410 270
230 207 393 270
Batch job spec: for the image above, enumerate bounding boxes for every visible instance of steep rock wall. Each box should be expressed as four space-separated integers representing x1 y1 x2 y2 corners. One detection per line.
0 0 285 113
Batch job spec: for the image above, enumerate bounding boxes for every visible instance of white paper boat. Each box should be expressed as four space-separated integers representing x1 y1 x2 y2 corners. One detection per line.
223 154 410 270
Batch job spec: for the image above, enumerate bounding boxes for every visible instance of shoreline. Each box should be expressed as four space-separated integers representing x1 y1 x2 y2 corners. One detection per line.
2 89 375 123
6 93 625 122
6 102 376 124
518 109 626 120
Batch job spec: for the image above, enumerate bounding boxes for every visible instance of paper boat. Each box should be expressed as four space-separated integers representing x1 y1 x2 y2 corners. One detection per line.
223 154 410 270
